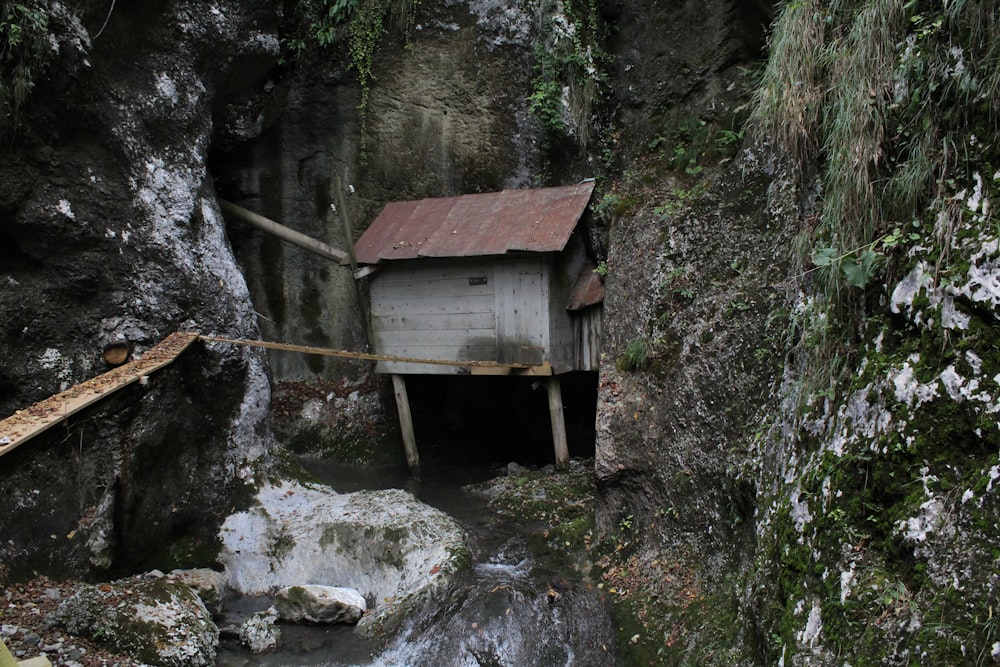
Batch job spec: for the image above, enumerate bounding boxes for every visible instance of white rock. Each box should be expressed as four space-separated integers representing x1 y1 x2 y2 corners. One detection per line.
239 607 279 654
167 568 228 615
219 481 469 637
274 585 366 624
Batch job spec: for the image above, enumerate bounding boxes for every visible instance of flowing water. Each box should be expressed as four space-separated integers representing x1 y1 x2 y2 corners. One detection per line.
216 457 614 666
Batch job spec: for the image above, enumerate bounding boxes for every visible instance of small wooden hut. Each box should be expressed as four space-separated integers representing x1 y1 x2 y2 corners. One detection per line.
354 181 603 475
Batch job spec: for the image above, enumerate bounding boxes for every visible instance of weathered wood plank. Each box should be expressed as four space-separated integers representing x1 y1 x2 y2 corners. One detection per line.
0 332 200 458
1 639 17 667
372 275 495 298
376 360 553 376
371 342 497 360
374 259 494 283
372 312 496 332
547 377 570 471
472 363 553 376
375 361 470 375
377 361 476 375
495 257 547 364
374 329 496 348
371 294 495 316
524 264 545 350
576 308 603 371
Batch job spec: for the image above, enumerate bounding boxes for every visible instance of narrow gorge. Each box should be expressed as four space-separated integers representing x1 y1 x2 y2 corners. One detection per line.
1 1 998 665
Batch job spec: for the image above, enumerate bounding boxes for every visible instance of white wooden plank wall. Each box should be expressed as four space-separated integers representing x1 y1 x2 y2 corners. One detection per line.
494 257 547 365
371 259 498 372
368 254 598 374
547 243 582 372
574 307 602 371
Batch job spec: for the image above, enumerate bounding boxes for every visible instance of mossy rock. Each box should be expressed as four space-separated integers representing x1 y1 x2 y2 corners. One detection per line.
52 575 218 666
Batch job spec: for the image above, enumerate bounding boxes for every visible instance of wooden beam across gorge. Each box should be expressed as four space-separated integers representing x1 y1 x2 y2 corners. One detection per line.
200 335 552 375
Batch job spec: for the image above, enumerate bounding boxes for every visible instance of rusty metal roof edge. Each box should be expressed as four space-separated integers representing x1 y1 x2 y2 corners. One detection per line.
356 180 596 263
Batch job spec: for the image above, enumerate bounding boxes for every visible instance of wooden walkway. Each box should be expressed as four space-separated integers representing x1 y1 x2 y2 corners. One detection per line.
0 332 199 458
0 332 553 460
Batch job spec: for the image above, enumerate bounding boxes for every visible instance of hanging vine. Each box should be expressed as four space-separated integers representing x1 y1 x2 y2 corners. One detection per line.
0 0 51 140
285 0 416 161
528 0 607 153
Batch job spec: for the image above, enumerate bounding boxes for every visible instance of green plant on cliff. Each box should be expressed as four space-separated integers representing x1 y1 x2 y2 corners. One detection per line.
754 0 999 298
0 0 50 138
617 336 650 372
286 0 416 160
750 0 1000 405
529 0 607 152
748 0 1000 661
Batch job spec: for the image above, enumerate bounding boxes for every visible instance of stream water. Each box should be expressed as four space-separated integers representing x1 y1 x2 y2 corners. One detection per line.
216 457 614 666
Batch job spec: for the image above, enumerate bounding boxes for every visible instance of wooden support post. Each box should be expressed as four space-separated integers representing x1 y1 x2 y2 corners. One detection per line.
547 377 570 471
333 174 376 350
391 374 421 480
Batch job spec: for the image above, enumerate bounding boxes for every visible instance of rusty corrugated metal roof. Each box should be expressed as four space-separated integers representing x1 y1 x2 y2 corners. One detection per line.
355 181 595 264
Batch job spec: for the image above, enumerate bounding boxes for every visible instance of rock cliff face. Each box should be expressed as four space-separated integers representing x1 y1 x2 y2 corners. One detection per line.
593 0 1000 664
0 1 280 578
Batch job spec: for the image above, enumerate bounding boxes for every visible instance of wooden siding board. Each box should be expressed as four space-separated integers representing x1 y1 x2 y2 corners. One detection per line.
376 361 472 374
494 257 547 365
372 312 496 332
375 329 498 348
370 259 501 366
372 344 497 361
373 276 495 298
373 258 493 286
527 261 546 352
493 262 513 363
547 234 587 371
372 295 496 317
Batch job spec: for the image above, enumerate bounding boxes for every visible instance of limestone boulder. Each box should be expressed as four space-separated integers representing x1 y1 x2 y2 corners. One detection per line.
274 585 366 624
166 568 229 616
218 480 469 636
239 607 280 654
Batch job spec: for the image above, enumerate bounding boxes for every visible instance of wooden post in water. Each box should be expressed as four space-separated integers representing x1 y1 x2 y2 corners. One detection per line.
391 374 421 480
547 377 570 471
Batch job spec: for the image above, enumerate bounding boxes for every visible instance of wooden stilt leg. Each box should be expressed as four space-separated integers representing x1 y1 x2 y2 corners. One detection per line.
547 377 570 471
391 374 421 480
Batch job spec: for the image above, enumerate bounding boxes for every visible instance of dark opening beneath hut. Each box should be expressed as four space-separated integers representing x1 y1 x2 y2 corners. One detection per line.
405 371 598 468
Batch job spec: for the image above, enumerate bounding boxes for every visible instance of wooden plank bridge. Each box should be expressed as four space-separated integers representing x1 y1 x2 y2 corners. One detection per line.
0 332 200 459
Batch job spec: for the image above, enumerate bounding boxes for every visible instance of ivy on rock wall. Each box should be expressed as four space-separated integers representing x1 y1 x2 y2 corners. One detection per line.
527 0 607 154
0 0 51 137
283 0 416 158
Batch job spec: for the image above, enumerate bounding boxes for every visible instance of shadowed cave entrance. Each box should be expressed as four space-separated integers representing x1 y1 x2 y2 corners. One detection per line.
403 372 598 468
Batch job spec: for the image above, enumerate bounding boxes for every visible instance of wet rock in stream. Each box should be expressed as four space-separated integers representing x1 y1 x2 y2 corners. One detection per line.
373 557 614 666
274 585 366 624
218 480 470 638
239 607 280 654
